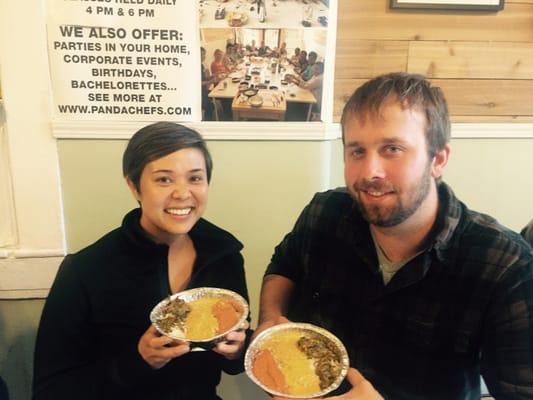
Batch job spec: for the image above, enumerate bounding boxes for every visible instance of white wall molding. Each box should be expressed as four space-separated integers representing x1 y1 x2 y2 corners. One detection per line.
452 123 533 138
0 255 63 299
52 120 342 141
51 121 533 140
7 248 65 259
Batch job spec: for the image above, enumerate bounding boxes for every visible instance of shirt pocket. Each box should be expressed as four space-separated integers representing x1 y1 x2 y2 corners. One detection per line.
403 317 475 355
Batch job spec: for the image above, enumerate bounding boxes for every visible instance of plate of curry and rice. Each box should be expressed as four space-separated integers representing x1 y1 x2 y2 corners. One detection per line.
245 323 349 398
150 287 248 349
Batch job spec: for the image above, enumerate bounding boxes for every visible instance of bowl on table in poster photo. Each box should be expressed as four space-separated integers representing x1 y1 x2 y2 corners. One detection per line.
245 322 349 398
229 71 244 80
227 11 248 27
248 94 264 107
284 73 294 81
150 287 249 350
242 88 258 97
216 72 228 82
238 82 250 91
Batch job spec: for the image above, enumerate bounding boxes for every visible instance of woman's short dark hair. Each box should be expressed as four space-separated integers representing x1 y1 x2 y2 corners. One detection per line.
123 122 213 191
341 72 450 157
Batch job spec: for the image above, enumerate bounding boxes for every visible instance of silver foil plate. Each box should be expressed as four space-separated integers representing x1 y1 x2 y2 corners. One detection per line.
150 287 249 349
245 322 349 399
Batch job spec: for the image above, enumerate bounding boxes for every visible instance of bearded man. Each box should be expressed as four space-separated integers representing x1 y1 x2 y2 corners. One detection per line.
256 73 533 400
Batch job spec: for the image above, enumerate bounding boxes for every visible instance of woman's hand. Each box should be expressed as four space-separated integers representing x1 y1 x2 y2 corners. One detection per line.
213 320 250 360
271 368 383 400
138 325 190 369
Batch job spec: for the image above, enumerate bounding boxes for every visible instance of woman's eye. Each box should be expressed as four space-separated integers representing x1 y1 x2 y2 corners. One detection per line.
156 176 172 184
190 175 204 183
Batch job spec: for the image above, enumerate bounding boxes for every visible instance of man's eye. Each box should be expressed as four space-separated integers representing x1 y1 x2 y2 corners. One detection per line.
351 148 365 158
385 145 402 154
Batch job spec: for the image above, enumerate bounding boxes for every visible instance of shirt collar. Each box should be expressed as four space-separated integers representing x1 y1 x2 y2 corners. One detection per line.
119 208 242 271
343 181 463 263
430 182 462 257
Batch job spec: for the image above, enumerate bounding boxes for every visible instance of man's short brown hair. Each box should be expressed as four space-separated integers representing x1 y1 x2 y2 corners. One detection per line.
341 72 451 157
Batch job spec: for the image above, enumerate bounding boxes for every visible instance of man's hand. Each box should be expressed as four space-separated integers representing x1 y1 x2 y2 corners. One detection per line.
213 320 250 360
137 325 190 369
255 274 295 341
251 315 290 341
271 368 383 400
329 368 384 400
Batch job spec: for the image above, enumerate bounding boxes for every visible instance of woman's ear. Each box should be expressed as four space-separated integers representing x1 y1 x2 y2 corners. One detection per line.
126 178 141 202
431 144 450 180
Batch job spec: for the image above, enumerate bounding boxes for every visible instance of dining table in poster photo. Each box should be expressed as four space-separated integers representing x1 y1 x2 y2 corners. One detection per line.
199 0 329 29
232 89 287 121
208 55 317 121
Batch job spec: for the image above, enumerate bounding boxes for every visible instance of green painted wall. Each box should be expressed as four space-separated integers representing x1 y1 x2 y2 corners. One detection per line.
443 138 533 232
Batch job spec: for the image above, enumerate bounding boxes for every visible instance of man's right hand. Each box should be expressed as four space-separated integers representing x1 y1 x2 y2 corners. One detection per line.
254 274 295 342
271 368 383 400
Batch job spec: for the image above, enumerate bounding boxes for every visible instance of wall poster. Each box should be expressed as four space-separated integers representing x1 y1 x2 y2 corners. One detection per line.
47 0 332 123
47 0 200 122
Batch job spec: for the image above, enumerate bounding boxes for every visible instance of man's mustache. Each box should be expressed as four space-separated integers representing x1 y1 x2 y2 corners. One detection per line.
354 179 394 193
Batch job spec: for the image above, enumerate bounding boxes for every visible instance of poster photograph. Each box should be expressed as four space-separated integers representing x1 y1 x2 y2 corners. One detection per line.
199 0 330 122
46 0 331 123
201 27 326 122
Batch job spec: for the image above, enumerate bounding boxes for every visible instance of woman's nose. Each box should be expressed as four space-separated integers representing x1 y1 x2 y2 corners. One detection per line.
171 184 190 199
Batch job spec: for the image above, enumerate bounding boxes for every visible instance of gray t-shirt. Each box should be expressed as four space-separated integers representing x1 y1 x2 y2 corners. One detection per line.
371 230 422 285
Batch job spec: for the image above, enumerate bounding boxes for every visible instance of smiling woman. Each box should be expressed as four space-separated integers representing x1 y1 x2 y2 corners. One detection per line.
33 122 251 400
123 125 211 245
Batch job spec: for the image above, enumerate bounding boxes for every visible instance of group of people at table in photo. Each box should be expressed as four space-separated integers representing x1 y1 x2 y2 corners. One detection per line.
29 72 533 400
201 41 324 120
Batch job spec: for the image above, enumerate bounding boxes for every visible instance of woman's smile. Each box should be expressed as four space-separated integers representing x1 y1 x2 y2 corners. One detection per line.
165 207 193 216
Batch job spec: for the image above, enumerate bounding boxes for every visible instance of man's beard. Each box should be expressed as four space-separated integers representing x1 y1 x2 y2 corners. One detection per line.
352 164 432 228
